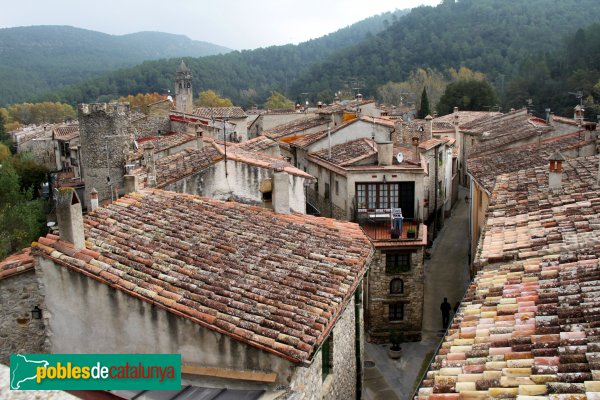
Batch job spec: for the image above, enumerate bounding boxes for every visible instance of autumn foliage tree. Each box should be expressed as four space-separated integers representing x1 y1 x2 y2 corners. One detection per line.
265 91 295 110
0 102 76 131
113 92 166 114
196 90 233 107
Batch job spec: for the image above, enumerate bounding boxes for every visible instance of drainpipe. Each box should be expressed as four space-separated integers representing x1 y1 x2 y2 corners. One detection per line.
434 145 438 234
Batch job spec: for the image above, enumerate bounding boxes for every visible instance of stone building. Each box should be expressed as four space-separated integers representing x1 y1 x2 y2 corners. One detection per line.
0 248 45 365
32 188 373 399
78 102 131 209
175 60 193 114
130 137 313 214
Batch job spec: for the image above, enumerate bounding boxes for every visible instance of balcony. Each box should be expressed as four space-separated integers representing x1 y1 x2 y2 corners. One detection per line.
356 209 422 242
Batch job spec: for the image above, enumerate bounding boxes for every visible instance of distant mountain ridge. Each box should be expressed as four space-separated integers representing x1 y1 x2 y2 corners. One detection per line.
38 10 409 107
0 25 231 105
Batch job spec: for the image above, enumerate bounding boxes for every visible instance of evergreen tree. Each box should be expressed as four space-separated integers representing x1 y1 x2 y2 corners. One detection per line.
437 80 499 115
0 113 7 144
418 87 431 119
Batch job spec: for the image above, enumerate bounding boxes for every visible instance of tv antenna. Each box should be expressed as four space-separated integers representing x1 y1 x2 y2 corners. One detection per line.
569 91 584 107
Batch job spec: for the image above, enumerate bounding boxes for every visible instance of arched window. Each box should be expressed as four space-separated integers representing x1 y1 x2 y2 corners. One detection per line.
390 278 403 294
179 83 183 89
187 82 191 88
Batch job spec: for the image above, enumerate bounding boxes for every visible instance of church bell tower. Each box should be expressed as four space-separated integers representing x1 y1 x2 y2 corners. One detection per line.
175 60 193 114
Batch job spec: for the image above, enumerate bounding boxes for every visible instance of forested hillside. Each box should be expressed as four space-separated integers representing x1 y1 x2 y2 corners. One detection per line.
291 0 600 104
40 10 409 108
0 26 230 106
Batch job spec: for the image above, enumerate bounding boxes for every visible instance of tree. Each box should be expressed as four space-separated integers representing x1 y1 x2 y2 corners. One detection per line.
437 80 499 115
265 91 295 110
196 90 233 107
0 113 8 145
113 93 166 114
376 68 448 110
418 87 431 119
0 149 47 258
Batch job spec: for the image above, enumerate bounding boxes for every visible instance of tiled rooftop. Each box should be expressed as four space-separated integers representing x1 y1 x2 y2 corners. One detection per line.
359 115 396 128
263 116 329 141
0 248 34 280
192 107 247 119
468 132 590 193
235 136 278 153
134 139 312 188
308 138 423 170
419 138 445 151
32 189 373 362
131 133 197 160
52 124 80 141
477 156 600 265
434 111 501 127
417 254 600 399
465 109 558 157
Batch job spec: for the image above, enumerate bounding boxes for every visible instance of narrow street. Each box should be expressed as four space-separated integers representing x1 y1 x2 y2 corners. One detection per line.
363 187 471 400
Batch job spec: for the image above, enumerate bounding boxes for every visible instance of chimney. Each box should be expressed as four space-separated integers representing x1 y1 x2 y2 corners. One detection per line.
272 163 290 214
425 114 433 140
574 105 584 125
144 142 157 187
90 188 99 211
377 141 394 166
548 151 565 190
196 129 204 149
537 130 543 151
124 175 139 195
56 187 85 250
412 136 420 162
549 112 554 126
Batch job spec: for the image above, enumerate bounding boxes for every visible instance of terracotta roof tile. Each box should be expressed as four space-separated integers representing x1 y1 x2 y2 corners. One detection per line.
192 107 247 119
0 248 34 279
32 189 373 363
468 132 589 193
52 124 80 141
235 136 278 153
263 116 330 141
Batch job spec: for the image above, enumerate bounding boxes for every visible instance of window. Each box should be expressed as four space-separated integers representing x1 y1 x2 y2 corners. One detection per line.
355 182 415 217
386 252 411 274
321 334 333 380
179 83 182 89
389 303 404 321
186 82 191 88
335 180 339 196
390 278 404 294
324 182 330 200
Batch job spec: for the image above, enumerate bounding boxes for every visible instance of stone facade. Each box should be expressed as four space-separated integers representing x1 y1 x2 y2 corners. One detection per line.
289 293 362 399
18 137 56 171
0 271 46 365
130 100 172 138
306 187 347 219
79 103 131 210
366 246 424 343
175 61 193 114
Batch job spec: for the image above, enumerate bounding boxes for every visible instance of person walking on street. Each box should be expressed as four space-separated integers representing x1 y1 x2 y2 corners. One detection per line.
440 298 451 329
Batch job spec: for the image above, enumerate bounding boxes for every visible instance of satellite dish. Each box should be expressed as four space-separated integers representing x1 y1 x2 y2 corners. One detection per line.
396 152 404 164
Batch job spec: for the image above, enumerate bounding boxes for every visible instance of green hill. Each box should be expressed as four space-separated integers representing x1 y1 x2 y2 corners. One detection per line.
290 0 600 103
0 26 230 106
39 10 409 108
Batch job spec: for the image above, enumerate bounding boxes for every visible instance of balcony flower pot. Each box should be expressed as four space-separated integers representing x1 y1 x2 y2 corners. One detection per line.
407 229 416 239
390 229 401 239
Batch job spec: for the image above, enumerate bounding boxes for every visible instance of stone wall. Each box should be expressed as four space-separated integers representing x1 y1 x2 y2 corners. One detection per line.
306 187 347 220
366 247 424 343
130 101 172 138
289 294 361 399
0 271 46 365
19 138 57 171
79 103 131 210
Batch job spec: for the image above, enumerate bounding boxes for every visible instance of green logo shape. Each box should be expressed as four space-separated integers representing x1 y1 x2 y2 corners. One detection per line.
10 354 181 390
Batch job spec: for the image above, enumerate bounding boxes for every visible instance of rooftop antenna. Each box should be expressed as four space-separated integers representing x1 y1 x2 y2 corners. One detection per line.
569 90 584 107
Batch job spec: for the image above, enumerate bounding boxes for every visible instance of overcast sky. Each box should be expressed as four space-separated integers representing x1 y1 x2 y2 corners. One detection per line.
0 0 441 50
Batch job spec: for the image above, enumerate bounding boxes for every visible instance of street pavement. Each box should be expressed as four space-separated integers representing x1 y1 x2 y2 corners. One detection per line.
363 188 471 400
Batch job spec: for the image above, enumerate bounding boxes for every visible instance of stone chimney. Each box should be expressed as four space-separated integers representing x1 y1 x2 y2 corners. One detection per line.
124 175 139 195
548 151 565 190
272 164 290 214
425 115 433 140
412 136 420 162
144 142 157 187
377 141 394 166
549 112 554 126
574 105 584 125
90 188 99 211
56 188 85 250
